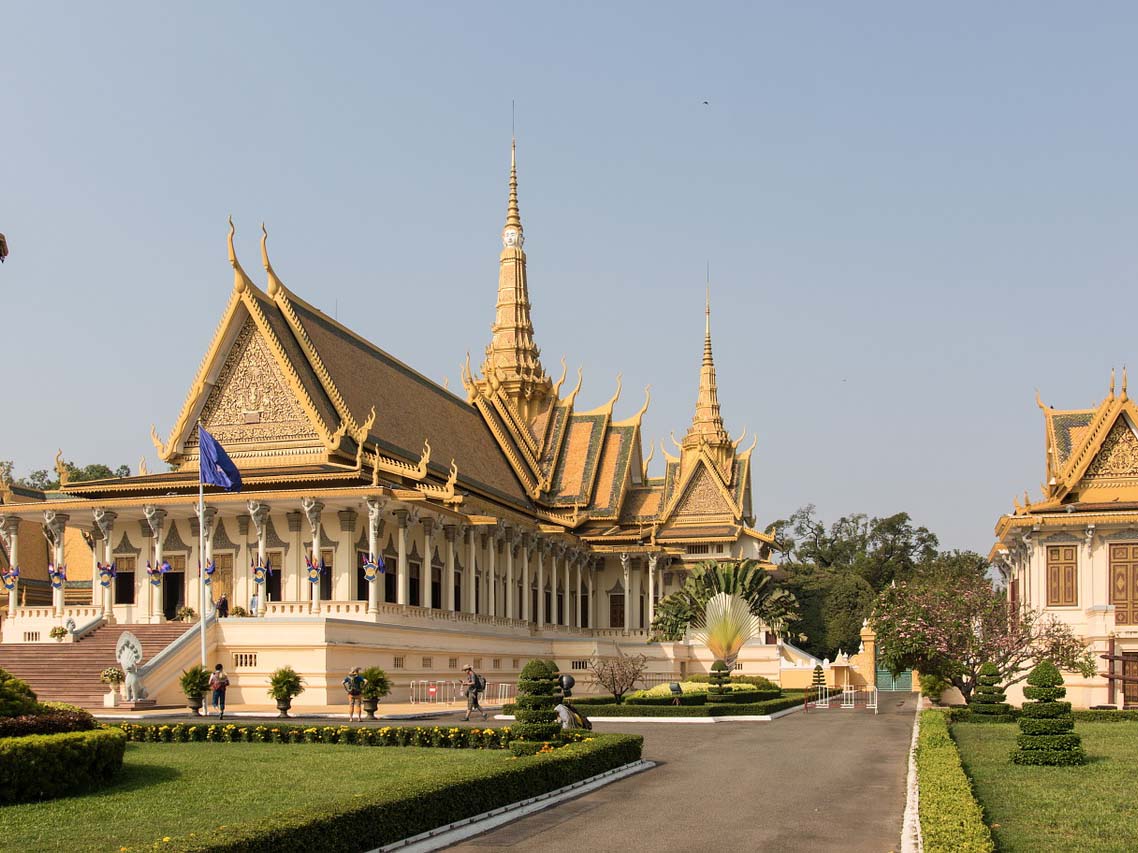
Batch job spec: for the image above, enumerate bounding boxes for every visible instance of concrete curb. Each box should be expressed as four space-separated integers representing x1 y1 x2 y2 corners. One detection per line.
369 759 656 852
901 698 924 853
495 704 804 724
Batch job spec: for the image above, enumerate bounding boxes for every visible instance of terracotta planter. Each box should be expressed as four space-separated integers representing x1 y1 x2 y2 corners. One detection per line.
276 698 292 718
362 698 379 719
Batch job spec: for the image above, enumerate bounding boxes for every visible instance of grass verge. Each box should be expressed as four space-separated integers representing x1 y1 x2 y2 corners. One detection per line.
0 734 641 852
953 721 1138 852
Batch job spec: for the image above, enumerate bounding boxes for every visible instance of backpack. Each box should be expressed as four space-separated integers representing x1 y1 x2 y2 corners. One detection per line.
474 673 486 692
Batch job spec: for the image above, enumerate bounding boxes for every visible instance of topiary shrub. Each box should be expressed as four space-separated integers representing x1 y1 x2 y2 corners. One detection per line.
810 664 826 698
1011 661 1087 766
969 663 1014 722
511 659 561 745
0 728 126 803
705 661 731 703
0 669 38 718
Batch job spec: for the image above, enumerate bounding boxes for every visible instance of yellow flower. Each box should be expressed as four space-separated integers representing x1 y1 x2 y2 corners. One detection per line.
162 838 171 843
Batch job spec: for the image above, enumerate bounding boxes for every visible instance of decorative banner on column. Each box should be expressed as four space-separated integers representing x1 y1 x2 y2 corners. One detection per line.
202 559 216 586
305 554 326 584
145 561 163 586
1 565 18 590
97 562 117 588
251 555 271 585
362 554 385 583
48 563 67 589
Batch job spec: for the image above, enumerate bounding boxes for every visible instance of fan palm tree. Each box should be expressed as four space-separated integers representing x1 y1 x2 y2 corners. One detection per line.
689 592 763 667
650 559 798 643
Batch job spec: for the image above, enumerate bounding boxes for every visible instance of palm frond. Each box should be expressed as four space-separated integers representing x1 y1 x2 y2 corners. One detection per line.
690 592 763 665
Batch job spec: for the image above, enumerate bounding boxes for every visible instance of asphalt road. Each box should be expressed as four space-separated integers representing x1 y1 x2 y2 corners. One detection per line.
447 694 916 853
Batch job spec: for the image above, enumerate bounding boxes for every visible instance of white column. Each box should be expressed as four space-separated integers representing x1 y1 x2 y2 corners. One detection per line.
465 527 477 614
444 524 457 611
143 506 165 623
504 528 515 620
301 498 323 614
198 507 216 618
575 556 583 628
422 517 435 610
1 516 19 615
587 561 596 629
563 552 571 627
94 510 116 619
487 533 497 617
647 552 658 629
249 502 269 616
521 535 531 622
394 510 409 606
366 498 384 615
536 540 546 629
620 553 631 635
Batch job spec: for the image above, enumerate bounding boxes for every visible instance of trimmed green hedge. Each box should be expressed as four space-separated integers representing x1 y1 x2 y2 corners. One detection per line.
915 711 994 853
159 733 643 852
579 695 802 717
118 722 515 749
0 728 127 803
624 694 707 706
951 707 1138 724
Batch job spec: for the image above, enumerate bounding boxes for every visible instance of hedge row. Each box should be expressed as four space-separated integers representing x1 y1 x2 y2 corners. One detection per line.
117 722 518 749
947 707 1138 724
915 711 994 853
0 728 127 804
0 709 99 739
624 694 707 706
162 733 644 852
574 695 802 717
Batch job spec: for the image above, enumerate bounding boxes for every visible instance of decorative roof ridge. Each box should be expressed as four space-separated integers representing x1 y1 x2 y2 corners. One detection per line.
1056 396 1127 491
612 385 651 428
655 446 742 527
471 397 539 498
576 374 622 417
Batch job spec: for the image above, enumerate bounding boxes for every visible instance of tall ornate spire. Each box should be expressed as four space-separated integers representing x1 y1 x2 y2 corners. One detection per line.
683 288 731 452
476 139 551 419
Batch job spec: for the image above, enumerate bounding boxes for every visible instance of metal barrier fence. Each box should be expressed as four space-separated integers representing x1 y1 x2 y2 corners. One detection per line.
407 680 516 705
804 685 878 714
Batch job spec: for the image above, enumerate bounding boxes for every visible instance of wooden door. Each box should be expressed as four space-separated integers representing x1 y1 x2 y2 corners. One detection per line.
212 553 233 604
609 594 625 628
1123 654 1138 708
1110 545 1138 625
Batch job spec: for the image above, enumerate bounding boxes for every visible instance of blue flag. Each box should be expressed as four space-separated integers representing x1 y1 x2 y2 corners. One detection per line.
199 426 242 491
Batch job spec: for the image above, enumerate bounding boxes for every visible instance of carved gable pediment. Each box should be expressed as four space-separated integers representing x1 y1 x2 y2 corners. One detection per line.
672 464 732 519
195 319 319 449
1082 417 1138 482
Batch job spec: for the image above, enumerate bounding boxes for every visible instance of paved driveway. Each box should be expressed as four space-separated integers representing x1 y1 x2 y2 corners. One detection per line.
447 693 916 853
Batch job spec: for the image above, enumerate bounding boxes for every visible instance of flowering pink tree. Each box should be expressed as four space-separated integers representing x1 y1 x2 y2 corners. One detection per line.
872 568 1094 702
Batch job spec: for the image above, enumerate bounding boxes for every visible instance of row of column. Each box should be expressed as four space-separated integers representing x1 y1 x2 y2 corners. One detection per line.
620 552 668 632
0 501 600 628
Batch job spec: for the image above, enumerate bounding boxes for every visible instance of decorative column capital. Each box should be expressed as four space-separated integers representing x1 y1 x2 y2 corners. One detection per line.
647 552 659 569
392 508 409 530
1084 524 1096 550
93 509 118 541
443 523 458 542
141 506 165 537
337 508 358 533
421 516 436 536
42 510 69 546
300 498 323 534
619 552 631 570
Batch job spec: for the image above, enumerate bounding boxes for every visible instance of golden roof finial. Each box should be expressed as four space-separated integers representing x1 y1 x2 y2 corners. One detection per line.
683 286 730 450
1035 388 1046 410
227 216 254 293
1123 365 1129 400
506 138 522 233
1110 367 1116 399
261 223 284 298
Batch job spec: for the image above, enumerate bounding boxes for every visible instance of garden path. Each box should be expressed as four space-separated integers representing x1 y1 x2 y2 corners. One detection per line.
445 694 917 853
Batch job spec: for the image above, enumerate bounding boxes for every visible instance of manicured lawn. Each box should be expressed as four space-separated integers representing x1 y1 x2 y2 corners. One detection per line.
953 722 1138 853
1 742 509 852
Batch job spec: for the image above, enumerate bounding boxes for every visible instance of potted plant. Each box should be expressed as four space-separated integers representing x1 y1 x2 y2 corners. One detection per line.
49 625 68 642
180 664 211 715
100 667 125 708
174 605 197 622
359 667 391 719
268 666 305 717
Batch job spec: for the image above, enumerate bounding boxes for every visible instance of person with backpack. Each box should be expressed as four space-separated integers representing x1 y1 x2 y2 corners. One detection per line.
208 663 230 719
342 666 365 722
461 664 487 721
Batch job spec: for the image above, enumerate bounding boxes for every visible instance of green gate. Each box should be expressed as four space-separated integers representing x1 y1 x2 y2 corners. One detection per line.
875 666 912 691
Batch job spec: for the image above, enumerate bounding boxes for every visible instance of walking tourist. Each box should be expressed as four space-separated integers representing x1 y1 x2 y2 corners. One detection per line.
217 594 229 618
461 664 487 721
209 663 230 719
249 590 259 613
343 666 365 722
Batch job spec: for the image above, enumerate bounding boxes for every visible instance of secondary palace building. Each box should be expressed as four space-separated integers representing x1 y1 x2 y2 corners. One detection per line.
0 145 809 708
993 372 1138 708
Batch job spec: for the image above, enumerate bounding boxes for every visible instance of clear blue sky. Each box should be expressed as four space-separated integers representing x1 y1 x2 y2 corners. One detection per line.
4 3 1137 552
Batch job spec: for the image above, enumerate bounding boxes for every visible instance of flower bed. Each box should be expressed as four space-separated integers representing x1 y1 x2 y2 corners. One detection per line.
914 711 994 853
0 728 127 803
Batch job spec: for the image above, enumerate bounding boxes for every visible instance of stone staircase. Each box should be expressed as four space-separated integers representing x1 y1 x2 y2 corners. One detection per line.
0 622 192 708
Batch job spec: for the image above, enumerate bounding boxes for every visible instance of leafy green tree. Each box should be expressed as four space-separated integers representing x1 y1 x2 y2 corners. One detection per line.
650 559 798 643
0 458 130 492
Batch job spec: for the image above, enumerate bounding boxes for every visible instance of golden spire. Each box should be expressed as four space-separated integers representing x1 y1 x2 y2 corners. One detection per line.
683 287 730 451
477 139 551 419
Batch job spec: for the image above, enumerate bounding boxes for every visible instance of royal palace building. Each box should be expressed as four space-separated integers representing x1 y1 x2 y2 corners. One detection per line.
0 145 810 708
992 372 1138 708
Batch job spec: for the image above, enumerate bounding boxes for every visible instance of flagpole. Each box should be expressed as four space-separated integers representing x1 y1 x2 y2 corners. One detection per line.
198 419 207 669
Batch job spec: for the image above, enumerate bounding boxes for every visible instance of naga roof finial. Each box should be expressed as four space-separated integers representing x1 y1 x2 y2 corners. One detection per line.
227 216 254 293
261 223 285 297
